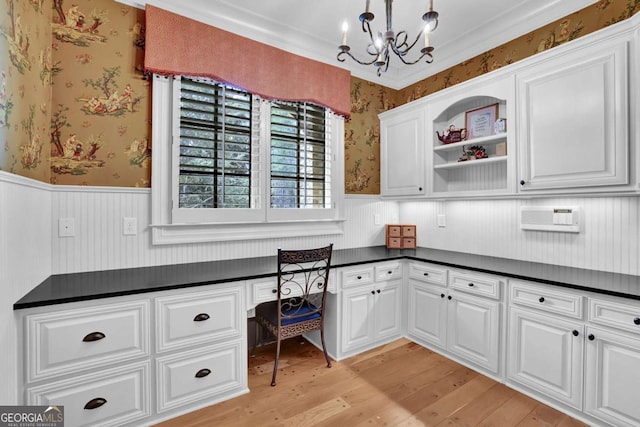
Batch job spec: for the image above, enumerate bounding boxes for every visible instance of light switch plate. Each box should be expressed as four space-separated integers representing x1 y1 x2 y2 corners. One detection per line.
437 214 446 228
58 218 75 237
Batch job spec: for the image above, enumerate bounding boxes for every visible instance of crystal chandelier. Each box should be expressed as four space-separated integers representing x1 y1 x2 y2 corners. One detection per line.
337 0 439 76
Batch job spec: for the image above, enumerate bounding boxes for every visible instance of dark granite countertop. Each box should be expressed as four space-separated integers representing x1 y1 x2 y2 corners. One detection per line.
14 246 640 309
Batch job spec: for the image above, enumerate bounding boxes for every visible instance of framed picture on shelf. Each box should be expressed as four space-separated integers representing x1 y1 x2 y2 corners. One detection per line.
465 103 498 139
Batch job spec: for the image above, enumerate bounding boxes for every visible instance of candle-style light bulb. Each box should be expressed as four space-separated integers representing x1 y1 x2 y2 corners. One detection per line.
342 21 348 45
424 28 430 48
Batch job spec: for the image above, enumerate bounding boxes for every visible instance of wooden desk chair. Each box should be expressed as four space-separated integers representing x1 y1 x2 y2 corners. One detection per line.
255 244 333 386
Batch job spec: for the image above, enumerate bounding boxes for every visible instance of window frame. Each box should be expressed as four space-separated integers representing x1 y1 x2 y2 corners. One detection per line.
150 74 345 245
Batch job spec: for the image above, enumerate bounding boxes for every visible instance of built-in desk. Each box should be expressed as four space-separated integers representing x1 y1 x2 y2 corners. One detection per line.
14 246 640 310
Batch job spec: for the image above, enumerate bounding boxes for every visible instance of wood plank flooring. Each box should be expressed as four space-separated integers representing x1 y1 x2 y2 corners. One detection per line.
155 338 588 427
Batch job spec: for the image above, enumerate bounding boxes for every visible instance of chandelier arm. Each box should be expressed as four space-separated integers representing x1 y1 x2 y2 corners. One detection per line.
337 49 379 66
393 30 424 56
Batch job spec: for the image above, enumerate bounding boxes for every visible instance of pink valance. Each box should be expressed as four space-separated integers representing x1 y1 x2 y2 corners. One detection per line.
144 5 351 117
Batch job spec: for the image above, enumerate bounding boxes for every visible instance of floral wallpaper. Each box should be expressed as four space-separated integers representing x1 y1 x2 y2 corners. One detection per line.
0 0 638 192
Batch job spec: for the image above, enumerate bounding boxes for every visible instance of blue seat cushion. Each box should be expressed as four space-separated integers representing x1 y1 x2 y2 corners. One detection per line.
257 300 321 326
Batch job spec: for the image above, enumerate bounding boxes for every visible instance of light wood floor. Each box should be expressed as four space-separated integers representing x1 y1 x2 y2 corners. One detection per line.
155 338 588 427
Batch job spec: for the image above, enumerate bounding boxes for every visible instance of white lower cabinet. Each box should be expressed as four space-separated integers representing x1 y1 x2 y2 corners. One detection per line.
341 279 402 354
507 307 584 409
20 282 248 426
584 296 640 427
407 280 447 348
318 262 402 358
26 361 150 427
407 263 503 377
447 290 501 374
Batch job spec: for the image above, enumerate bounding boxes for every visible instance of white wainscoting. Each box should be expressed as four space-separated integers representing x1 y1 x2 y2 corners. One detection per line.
400 197 640 276
0 172 52 404
51 187 398 274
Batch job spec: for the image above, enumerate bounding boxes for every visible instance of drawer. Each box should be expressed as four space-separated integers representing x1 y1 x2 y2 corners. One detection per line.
156 287 243 353
375 261 403 282
156 341 246 413
450 271 501 300
387 237 402 248
510 280 583 319
387 225 401 237
26 361 150 427
408 263 447 287
401 226 416 237
249 272 336 308
589 297 640 335
26 301 149 382
341 266 374 288
401 237 416 248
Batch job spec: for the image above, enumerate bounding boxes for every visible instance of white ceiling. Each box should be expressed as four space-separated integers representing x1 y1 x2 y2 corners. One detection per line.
127 0 598 89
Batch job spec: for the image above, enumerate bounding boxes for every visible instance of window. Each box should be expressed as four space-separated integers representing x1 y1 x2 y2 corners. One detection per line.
178 78 254 210
151 75 344 244
270 102 330 209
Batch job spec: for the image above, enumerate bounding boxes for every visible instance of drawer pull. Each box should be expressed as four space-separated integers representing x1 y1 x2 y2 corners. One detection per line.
82 332 106 342
468 283 474 287
588 334 595 341
272 289 277 294
634 318 640 326
84 397 107 410
387 270 393 274
423 272 429 276
376 289 381 294
572 330 579 337
193 313 210 322
195 368 211 378
357 275 362 280
538 297 545 303
447 295 452 300
440 293 445 298
371 290 375 295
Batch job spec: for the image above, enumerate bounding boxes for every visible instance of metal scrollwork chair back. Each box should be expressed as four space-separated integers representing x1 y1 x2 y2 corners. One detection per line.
255 244 333 386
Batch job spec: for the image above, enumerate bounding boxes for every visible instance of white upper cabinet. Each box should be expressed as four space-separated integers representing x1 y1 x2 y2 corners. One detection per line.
379 103 426 196
428 74 517 198
516 34 630 193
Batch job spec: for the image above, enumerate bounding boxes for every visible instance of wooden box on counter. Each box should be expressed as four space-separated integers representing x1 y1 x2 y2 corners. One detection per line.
386 224 416 249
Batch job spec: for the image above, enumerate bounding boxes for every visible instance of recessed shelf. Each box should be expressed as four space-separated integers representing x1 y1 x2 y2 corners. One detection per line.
433 133 507 152
433 155 508 170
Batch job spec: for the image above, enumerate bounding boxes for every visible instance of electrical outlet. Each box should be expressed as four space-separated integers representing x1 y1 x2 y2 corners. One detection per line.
123 217 137 236
58 218 75 237
437 214 446 228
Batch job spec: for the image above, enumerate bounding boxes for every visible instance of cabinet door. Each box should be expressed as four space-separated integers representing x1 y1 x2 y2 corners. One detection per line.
447 291 500 374
517 38 628 191
341 287 375 352
585 327 640 427
407 280 447 349
380 106 425 196
374 280 402 341
507 307 583 409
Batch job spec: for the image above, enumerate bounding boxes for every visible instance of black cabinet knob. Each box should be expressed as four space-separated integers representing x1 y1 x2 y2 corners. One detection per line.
468 283 474 287
440 293 445 298
357 275 362 280
418 187 423 191
371 290 375 295
572 330 579 336
539 297 545 303
387 271 392 274
447 295 452 300
634 317 640 325
272 289 277 294
588 334 595 341
376 289 381 294
520 180 525 186
423 272 429 276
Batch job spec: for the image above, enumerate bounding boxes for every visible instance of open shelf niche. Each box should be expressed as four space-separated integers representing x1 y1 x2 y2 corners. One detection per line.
431 95 509 196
